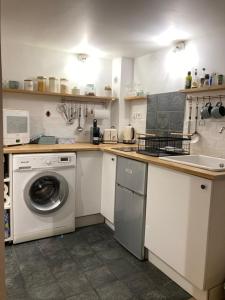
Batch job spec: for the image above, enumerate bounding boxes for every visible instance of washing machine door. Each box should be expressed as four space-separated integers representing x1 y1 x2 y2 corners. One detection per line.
24 171 69 214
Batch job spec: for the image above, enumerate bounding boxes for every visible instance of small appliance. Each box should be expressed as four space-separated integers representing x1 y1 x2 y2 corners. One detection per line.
3 109 30 146
122 124 135 144
90 119 100 145
103 128 118 144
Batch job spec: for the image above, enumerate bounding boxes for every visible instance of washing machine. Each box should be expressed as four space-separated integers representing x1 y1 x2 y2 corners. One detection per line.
12 152 76 243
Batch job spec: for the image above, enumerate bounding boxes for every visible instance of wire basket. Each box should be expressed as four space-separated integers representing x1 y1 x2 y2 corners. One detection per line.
137 135 191 157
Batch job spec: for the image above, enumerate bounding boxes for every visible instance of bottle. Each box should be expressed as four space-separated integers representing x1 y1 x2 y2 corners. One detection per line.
91 119 100 145
204 74 210 86
200 68 206 87
191 69 199 88
185 71 192 89
210 73 217 86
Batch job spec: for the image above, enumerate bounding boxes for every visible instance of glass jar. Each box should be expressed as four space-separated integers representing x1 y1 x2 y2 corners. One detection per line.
85 84 96 96
60 78 69 94
37 76 47 92
24 79 34 91
49 77 57 93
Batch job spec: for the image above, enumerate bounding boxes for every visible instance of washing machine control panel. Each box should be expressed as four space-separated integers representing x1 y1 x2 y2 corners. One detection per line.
13 153 76 171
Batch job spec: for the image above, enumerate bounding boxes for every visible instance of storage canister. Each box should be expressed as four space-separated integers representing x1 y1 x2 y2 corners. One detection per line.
60 78 69 94
37 76 47 92
24 79 34 91
49 77 57 93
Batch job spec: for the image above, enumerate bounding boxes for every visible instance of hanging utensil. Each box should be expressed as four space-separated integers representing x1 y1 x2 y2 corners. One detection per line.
187 98 192 135
76 105 83 132
191 97 200 144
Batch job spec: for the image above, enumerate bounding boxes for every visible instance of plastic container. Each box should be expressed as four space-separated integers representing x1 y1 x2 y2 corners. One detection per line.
37 76 47 92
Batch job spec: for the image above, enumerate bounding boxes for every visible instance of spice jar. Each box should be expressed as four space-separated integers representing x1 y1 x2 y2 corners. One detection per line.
24 79 34 91
60 78 69 94
37 76 47 92
49 77 58 93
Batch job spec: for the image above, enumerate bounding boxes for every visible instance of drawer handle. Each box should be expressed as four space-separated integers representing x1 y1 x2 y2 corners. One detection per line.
201 184 206 190
111 158 115 161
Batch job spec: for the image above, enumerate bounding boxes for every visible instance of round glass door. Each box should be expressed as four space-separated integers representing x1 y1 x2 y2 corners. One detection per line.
24 171 69 214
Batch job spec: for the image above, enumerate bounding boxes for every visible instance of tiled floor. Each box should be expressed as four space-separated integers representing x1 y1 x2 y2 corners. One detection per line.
5 224 191 300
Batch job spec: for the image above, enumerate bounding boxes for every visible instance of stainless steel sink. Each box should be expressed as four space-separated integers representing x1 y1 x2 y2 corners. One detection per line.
160 155 225 171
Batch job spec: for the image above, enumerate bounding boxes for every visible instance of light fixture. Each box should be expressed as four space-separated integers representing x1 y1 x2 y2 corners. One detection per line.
77 53 88 62
152 26 189 46
173 41 186 52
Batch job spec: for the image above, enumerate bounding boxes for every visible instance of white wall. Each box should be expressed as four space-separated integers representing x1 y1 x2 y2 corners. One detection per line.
133 29 225 157
2 41 112 141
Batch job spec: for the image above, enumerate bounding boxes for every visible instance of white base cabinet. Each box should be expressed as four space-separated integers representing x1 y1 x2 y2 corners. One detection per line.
76 151 103 217
101 153 117 223
145 164 225 291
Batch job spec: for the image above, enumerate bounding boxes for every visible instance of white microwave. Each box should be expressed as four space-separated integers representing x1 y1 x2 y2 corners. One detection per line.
3 109 30 146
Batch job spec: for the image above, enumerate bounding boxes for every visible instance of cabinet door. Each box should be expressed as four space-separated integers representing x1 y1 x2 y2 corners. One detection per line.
76 151 102 217
101 153 117 223
145 164 211 289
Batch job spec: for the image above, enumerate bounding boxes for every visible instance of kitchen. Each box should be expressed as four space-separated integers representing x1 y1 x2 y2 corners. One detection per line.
1 0 225 299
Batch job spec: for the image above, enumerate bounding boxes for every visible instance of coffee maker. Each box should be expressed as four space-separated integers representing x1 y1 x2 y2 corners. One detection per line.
90 119 100 145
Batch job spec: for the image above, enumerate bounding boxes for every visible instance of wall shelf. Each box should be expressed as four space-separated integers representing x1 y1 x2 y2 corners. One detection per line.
124 96 147 101
180 84 225 94
3 88 116 102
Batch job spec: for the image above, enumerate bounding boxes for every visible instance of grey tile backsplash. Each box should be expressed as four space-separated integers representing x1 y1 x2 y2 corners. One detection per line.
146 92 185 136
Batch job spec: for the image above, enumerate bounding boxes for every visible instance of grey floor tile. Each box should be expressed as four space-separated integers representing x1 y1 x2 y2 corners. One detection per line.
146 264 171 288
27 282 64 300
96 247 127 263
107 258 141 279
14 242 43 263
78 254 103 271
141 289 167 300
7 291 30 300
91 239 120 253
19 261 55 289
5 273 27 298
70 242 95 258
58 272 92 297
66 289 100 300
37 236 64 257
161 281 191 300
122 272 156 296
85 265 116 288
49 258 81 280
96 280 134 300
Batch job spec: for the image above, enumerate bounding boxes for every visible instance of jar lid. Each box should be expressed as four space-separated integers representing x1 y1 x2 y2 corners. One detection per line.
37 76 47 79
60 78 68 81
24 79 32 81
49 77 57 80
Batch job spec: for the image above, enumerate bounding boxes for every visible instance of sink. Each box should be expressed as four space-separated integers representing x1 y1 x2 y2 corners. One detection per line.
160 155 225 171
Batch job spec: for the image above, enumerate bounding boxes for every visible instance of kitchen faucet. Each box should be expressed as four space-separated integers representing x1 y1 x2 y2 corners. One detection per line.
219 126 225 134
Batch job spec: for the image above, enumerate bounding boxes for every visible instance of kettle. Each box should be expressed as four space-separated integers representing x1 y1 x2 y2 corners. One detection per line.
122 124 135 144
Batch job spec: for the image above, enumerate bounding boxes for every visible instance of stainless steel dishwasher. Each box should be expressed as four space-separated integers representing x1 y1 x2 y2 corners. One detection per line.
114 156 147 260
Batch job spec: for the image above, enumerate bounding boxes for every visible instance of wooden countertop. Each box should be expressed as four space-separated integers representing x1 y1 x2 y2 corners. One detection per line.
4 143 225 180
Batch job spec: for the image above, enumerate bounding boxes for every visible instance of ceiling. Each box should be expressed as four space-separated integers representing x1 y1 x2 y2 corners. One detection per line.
2 0 225 58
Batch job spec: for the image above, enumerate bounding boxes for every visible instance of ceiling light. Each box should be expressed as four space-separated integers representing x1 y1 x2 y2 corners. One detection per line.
77 53 88 62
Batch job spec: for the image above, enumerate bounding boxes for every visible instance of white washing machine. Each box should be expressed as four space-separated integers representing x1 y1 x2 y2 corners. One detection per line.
12 152 76 243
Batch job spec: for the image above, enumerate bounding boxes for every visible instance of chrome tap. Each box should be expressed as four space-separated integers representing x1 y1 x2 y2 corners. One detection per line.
219 126 225 134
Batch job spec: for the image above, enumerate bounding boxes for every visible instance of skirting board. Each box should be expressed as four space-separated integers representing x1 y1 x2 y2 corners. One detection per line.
75 214 104 228
148 251 225 300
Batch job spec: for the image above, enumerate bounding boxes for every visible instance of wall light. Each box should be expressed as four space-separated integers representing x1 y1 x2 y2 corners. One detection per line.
77 53 89 62
173 41 186 52
153 26 189 46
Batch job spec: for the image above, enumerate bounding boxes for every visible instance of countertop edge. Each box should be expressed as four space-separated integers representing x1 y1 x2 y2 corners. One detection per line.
4 144 225 181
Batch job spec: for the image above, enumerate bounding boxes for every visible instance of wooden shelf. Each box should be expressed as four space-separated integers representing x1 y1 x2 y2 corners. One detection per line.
180 84 225 94
3 88 116 102
124 96 147 101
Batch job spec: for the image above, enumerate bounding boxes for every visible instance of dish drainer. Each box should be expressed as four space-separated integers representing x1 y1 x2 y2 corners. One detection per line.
137 135 191 157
